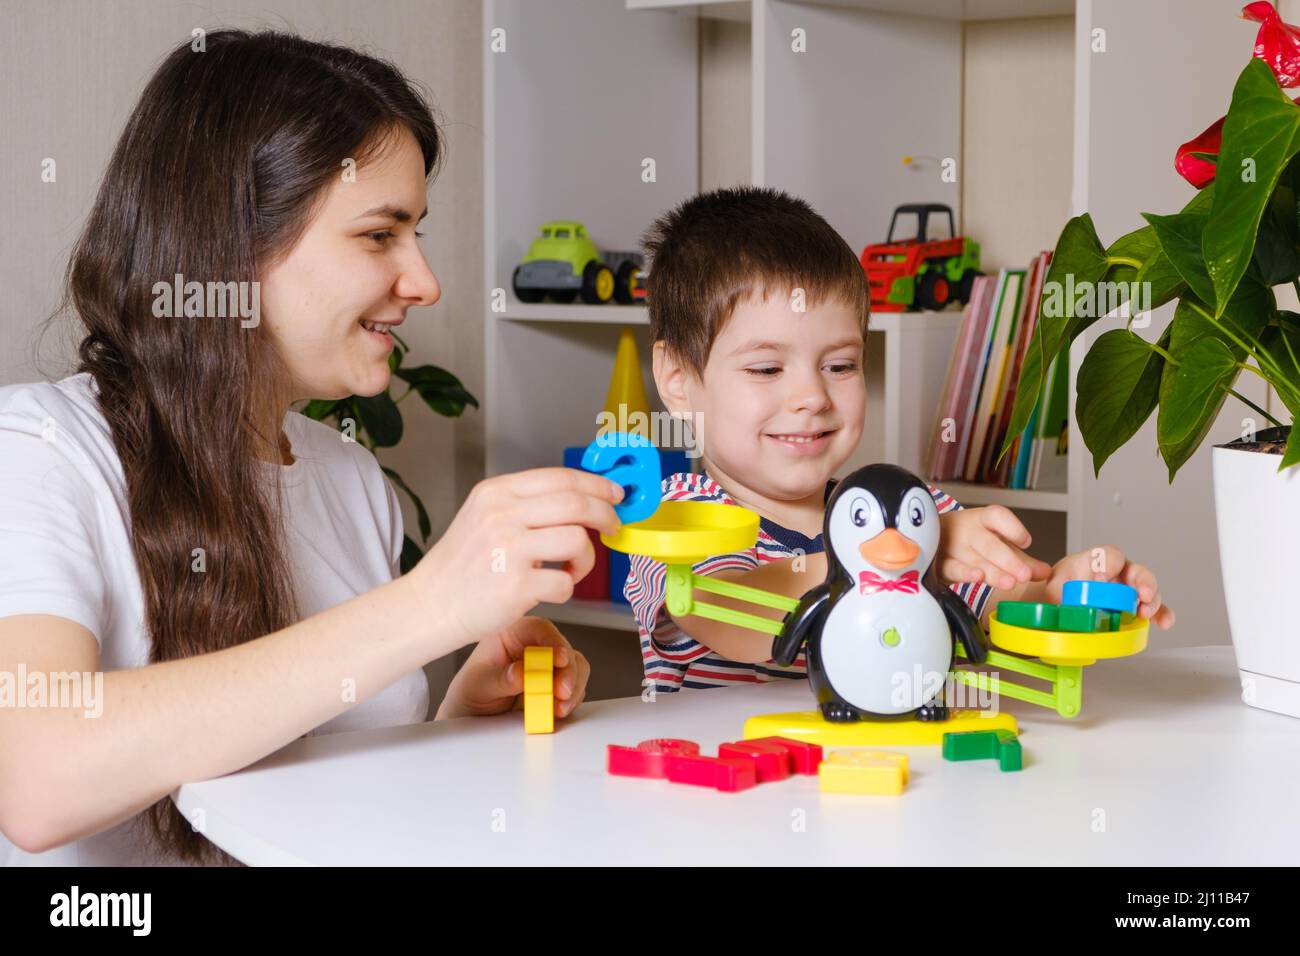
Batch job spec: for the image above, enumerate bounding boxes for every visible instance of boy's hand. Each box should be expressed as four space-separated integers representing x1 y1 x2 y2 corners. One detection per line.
435 616 591 720
937 506 1052 591
1042 546 1175 630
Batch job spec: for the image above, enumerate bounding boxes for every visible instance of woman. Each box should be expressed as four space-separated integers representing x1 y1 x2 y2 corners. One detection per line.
0 30 620 865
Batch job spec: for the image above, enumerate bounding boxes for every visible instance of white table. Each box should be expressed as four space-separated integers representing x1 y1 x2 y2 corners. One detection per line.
174 645 1300 865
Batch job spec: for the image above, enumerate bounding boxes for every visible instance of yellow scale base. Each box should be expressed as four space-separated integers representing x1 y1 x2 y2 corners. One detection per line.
743 708 1019 746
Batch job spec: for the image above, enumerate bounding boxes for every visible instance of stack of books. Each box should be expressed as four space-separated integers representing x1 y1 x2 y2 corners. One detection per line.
923 251 1068 490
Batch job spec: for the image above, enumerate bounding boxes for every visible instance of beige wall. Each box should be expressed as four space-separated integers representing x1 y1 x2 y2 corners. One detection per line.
0 0 485 707
961 15 1074 272
699 16 751 190
696 12 1077 272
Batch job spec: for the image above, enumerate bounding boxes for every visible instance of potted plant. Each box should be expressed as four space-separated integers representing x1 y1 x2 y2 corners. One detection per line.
300 331 477 574
1004 1 1300 718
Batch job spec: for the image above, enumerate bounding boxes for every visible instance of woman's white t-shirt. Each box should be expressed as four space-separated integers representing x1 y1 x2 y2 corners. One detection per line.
0 373 429 865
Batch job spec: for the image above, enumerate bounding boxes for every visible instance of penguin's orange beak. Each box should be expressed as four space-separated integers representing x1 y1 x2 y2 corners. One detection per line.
859 529 920 570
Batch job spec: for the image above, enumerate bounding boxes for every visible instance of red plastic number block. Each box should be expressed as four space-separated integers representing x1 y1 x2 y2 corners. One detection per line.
663 753 757 793
744 736 824 775
607 739 701 779
607 737 814 792
718 740 793 782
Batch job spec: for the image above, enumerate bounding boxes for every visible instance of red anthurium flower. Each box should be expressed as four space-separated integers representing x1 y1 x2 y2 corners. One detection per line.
1174 2 1300 188
1174 116 1225 190
1244 0 1300 88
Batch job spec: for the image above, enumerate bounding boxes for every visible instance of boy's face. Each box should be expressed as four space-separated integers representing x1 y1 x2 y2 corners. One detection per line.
655 289 866 503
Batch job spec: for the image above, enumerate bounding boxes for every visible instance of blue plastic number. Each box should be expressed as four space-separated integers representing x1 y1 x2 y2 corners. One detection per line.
581 432 661 524
1060 579 1139 615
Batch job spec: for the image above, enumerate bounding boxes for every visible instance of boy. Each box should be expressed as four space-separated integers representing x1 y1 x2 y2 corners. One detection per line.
625 186 1173 694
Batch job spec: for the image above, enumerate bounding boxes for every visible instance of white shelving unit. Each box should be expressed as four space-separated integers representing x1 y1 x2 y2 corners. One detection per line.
484 0 969 637
485 0 1254 647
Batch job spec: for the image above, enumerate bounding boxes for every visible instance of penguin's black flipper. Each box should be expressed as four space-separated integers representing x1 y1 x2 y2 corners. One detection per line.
935 584 990 665
772 584 830 666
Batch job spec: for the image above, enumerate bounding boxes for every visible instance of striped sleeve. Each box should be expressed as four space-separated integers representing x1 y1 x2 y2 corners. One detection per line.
928 484 994 621
624 473 761 685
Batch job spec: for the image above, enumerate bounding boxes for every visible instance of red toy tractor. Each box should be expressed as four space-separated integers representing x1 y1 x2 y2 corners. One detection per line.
860 203 981 312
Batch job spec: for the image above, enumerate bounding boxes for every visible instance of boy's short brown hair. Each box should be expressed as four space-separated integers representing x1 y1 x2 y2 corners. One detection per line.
640 186 869 374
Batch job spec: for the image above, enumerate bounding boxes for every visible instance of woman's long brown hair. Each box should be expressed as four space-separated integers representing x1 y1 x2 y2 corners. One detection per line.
64 30 441 864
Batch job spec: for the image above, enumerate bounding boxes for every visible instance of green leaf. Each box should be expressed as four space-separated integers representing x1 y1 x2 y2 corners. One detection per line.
1000 214 1110 461
1157 335 1239 480
1204 58 1300 313
1251 174 1300 285
1184 180 1219 216
1105 224 1158 273
300 399 340 421
1131 251 1186 314
1182 283 1273 353
1153 280 1273 476
382 465 432 541
1124 187 1217 316
353 392 404 447
1142 212 1216 306
1101 226 1158 314
1077 328 1167 476
1263 312 1300 371
1154 282 1272 480
1259 317 1300 411
395 364 480 418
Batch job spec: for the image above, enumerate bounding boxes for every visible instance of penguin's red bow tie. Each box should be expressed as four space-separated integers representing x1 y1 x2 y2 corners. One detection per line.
859 569 920 595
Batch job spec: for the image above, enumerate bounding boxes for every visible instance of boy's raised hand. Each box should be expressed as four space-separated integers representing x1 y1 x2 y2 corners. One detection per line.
937 505 1052 591
1040 545 1176 630
939 506 1176 631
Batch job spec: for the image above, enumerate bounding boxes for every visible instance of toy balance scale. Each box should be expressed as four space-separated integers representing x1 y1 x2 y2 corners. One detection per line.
584 433 1148 748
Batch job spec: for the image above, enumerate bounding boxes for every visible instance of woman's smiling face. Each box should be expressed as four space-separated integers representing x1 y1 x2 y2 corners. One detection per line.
258 127 441 401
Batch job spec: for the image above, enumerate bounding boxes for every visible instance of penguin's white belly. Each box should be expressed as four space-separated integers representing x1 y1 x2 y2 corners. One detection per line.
820 591 952 715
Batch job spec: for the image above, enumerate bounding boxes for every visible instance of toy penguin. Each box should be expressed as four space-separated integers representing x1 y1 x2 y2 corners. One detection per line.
773 464 989 723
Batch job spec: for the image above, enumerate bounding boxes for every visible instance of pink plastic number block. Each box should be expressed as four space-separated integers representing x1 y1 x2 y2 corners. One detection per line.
607 739 701 779
663 753 757 793
744 736 824 775
718 740 793 782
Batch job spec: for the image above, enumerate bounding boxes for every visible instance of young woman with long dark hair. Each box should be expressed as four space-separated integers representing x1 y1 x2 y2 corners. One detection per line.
0 30 619 865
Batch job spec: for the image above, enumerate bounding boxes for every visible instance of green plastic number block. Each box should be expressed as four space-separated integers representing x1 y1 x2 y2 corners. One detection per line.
995 729 1022 772
1055 605 1113 633
995 601 1114 633
942 729 1022 772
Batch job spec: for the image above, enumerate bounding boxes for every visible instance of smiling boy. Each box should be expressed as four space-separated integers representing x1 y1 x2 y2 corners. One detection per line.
625 186 1173 694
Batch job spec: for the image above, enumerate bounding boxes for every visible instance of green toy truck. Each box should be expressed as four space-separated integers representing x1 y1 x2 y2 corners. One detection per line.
512 220 642 305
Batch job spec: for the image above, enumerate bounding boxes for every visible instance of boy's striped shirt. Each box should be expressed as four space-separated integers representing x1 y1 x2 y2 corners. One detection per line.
624 471 993 693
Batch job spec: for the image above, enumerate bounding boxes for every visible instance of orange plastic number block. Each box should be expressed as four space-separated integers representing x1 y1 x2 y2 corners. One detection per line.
818 749 909 795
523 646 554 734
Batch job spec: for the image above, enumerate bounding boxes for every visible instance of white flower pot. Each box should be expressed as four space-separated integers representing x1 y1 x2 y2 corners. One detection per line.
1213 440 1300 718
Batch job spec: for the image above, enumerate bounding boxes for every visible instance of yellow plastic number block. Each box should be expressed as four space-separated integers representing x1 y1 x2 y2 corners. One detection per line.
818 749 909 795
523 646 554 734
